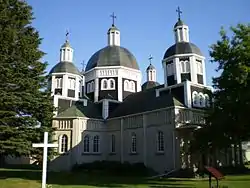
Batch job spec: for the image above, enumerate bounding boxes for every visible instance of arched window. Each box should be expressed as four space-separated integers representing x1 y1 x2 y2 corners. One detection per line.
90 81 94 92
60 134 68 153
192 91 199 107
185 61 190 72
111 135 115 153
101 79 108 90
131 133 137 153
109 79 115 89
181 61 185 72
199 93 205 107
83 135 90 153
55 77 62 88
124 80 129 91
87 83 90 93
167 64 172 76
204 94 210 107
93 135 100 153
157 131 164 152
130 81 135 92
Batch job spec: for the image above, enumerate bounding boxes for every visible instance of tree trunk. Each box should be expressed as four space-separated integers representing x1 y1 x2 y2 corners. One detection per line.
238 141 243 166
234 143 238 166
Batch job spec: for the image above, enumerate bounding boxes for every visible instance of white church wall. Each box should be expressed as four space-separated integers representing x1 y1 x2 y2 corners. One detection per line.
106 119 121 161
122 115 144 164
145 108 176 173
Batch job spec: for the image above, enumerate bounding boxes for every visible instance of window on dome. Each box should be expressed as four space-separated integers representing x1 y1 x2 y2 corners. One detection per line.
101 79 108 90
55 77 62 88
68 77 75 90
93 135 100 153
130 81 135 92
109 79 115 90
83 135 90 153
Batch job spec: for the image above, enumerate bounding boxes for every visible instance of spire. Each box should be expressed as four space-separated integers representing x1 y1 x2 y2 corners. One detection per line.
107 12 120 46
60 30 74 62
173 7 190 43
146 55 156 82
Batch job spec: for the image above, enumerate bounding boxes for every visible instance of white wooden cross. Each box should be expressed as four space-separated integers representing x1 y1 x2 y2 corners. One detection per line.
32 132 58 188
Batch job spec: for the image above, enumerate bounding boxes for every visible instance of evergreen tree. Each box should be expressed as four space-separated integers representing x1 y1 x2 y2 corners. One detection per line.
0 0 55 164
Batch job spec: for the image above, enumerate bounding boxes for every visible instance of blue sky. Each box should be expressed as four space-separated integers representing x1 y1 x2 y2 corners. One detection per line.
27 0 249 86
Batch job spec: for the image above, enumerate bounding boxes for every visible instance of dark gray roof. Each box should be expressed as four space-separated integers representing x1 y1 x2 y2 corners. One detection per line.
108 25 119 32
142 81 160 91
109 85 184 118
163 42 203 59
57 100 102 119
85 46 139 71
61 40 71 48
146 64 155 71
49 61 81 75
174 19 185 28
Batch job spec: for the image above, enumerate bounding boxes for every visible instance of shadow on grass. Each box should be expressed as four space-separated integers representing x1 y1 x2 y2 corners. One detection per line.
0 168 195 187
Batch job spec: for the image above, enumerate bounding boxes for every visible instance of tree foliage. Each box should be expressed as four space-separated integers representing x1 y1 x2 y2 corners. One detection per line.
191 23 250 155
0 0 55 160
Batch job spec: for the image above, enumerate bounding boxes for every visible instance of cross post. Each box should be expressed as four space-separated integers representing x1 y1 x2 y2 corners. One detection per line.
110 12 117 26
32 132 58 188
81 60 86 73
66 30 69 41
176 6 182 20
149 54 153 64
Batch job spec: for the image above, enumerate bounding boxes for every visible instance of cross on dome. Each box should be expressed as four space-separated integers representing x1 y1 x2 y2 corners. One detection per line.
110 12 117 26
66 30 69 41
176 6 182 20
148 54 153 64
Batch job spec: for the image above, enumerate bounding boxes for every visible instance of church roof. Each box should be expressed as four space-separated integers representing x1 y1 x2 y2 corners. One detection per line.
142 81 160 91
146 64 155 71
61 40 71 48
57 100 102 119
174 19 185 28
85 46 139 71
109 85 184 118
163 42 203 59
49 61 81 75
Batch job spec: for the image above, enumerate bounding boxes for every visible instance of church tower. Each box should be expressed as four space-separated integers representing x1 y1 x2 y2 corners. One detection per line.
162 7 206 87
84 13 141 104
49 32 83 114
142 55 159 91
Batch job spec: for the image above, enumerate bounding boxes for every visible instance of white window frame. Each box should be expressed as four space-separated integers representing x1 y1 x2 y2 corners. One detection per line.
108 79 115 90
101 79 108 90
130 81 135 92
124 80 130 91
68 77 76 90
199 92 205 107
204 94 210 107
131 133 137 153
192 91 199 107
83 135 90 153
90 81 94 92
180 60 190 73
157 131 164 152
93 135 100 153
196 60 203 75
59 134 68 154
55 77 62 88
87 83 91 93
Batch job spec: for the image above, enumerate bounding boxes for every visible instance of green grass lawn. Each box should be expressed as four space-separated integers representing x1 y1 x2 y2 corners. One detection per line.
0 168 250 188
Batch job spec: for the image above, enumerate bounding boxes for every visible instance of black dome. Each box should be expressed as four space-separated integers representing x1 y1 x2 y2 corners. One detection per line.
49 62 81 75
142 81 160 91
163 42 202 59
85 46 139 71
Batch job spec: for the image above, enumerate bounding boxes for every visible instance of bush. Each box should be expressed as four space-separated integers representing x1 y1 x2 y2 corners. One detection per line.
71 161 153 176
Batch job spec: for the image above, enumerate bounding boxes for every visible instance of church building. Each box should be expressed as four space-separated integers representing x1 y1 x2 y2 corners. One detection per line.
49 10 213 173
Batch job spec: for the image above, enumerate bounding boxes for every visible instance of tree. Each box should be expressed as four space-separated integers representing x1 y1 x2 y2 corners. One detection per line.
0 0 55 165
191 23 250 166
